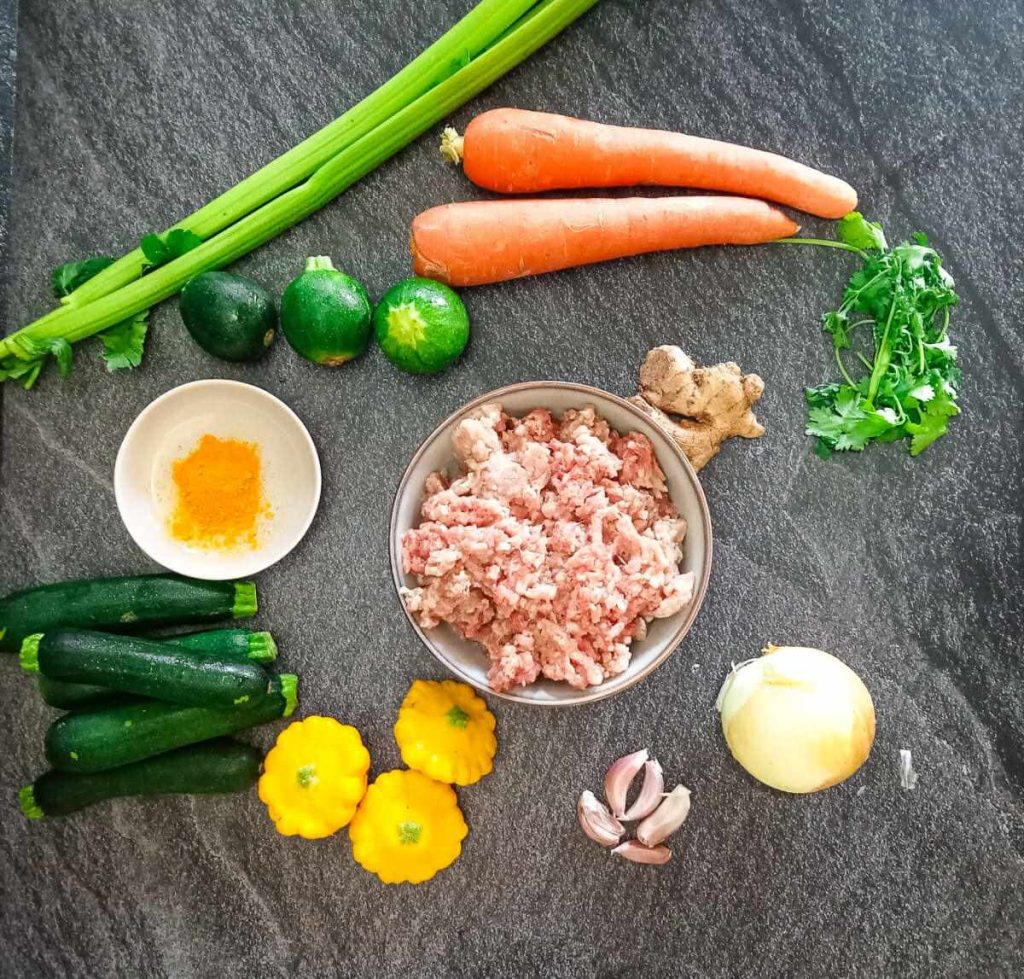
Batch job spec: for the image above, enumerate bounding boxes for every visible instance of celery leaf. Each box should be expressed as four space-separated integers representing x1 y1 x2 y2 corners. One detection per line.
140 229 203 270
51 255 114 298
99 311 149 371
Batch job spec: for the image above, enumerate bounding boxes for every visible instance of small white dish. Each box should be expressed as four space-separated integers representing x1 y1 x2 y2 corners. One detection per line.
390 382 713 707
115 379 321 580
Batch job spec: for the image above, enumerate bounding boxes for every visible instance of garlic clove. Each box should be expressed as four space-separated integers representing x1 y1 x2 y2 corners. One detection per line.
636 784 691 847
621 759 665 821
577 790 625 847
612 840 672 865
604 748 649 818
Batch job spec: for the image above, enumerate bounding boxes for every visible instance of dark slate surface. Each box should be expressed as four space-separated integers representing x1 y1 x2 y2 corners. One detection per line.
1 1 1022 976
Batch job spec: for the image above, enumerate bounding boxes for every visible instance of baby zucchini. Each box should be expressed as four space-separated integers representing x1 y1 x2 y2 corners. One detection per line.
20 739 261 819
35 628 278 710
23 630 272 709
45 674 297 773
0 574 256 652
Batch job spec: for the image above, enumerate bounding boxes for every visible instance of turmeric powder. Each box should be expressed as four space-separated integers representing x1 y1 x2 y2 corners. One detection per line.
170 434 268 550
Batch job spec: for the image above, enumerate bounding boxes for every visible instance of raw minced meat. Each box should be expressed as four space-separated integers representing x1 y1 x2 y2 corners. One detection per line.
401 403 694 692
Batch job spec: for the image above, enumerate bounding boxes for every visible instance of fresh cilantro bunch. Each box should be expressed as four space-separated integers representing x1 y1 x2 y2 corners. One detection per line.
797 213 960 458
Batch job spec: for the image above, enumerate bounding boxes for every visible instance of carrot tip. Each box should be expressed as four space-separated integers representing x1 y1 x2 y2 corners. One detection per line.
440 127 465 165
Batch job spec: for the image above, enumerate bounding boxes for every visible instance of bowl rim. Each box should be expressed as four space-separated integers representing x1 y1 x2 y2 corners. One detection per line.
114 378 323 580
389 380 713 706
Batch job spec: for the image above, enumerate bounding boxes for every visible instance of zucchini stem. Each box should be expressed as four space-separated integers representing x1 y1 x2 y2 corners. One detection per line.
304 256 336 273
231 582 258 619
18 785 43 820
20 633 42 673
279 674 299 718
247 632 278 663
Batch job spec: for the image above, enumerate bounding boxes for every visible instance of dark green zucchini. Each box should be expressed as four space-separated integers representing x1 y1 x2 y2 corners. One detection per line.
34 628 278 711
0 574 257 652
23 630 272 708
37 676 137 712
167 628 277 663
20 739 261 819
46 674 297 773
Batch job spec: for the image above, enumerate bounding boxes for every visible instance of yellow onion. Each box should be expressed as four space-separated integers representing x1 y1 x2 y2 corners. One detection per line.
716 645 875 793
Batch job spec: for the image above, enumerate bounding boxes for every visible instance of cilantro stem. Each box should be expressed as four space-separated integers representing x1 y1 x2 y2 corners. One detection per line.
56 0 543 312
865 298 898 407
834 346 856 388
776 237 869 260
0 0 599 367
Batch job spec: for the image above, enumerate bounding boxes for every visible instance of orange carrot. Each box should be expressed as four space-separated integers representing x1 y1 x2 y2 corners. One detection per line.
442 108 856 219
411 196 799 287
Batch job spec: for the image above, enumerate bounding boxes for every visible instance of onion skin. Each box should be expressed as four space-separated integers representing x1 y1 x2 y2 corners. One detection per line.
717 645 875 794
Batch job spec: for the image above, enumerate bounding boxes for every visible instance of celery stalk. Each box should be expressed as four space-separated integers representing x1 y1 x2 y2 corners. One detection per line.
0 0 598 366
60 0 541 311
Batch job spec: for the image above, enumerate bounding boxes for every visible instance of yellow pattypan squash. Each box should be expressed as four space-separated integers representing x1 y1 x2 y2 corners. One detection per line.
258 715 370 839
349 769 468 884
393 679 497 786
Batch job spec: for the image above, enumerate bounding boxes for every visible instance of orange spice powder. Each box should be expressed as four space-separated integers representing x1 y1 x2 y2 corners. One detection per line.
170 434 268 550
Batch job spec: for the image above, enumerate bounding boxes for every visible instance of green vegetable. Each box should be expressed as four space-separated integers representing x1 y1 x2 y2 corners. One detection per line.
0 574 256 653
280 257 371 365
179 271 277 361
165 627 277 662
45 674 297 773
0 0 599 384
37 675 138 712
52 256 114 298
57 0 547 310
374 277 469 374
140 229 204 270
22 630 273 709
780 212 960 457
3 258 147 385
21 739 259 818
20 739 261 818
98 311 149 372
35 629 277 710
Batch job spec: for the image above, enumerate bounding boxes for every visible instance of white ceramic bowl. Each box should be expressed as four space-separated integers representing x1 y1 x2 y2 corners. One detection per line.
390 382 713 706
115 379 321 580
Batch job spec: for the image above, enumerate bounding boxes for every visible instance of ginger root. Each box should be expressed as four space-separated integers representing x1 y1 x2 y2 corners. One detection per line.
629 345 765 471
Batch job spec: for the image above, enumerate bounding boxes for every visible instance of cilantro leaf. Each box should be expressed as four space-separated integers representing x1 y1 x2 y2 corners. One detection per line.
790 215 961 459
805 386 900 453
98 311 149 371
822 310 851 349
905 388 960 456
837 211 887 252
51 256 114 298
140 229 203 270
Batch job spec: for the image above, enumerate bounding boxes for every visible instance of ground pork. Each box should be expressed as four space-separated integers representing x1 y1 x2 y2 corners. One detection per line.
401 403 694 692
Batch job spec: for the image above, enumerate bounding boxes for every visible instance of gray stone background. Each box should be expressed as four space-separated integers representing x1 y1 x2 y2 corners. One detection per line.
1 1 1021 976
